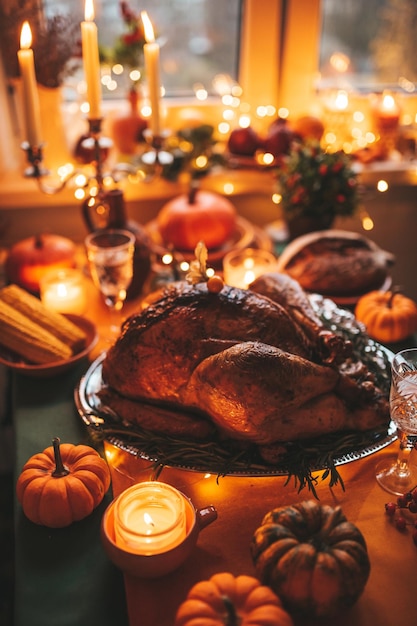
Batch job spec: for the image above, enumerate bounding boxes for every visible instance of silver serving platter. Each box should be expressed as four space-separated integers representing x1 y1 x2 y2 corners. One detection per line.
74 294 397 476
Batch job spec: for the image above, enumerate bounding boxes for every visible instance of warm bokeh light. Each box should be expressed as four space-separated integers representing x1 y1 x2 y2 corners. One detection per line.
377 179 389 192
329 51 350 73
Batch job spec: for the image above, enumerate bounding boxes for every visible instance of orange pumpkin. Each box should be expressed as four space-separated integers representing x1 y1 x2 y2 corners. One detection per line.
355 289 417 343
157 188 237 251
174 572 294 626
16 438 111 528
6 233 76 294
251 500 370 619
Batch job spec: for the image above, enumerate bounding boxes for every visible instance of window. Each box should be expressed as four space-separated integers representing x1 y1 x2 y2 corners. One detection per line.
319 0 417 93
44 0 242 99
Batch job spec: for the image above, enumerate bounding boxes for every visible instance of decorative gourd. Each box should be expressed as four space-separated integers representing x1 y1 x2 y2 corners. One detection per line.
5 233 76 294
355 289 417 343
16 438 111 528
174 572 294 626
251 500 370 619
157 187 237 251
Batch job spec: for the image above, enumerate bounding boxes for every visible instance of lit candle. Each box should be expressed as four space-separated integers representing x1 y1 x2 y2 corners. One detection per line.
374 92 400 131
141 11 161 137
17 21 43 147
81 0 101 119
223 248 277 289
113 482 187 555
40 269 87 315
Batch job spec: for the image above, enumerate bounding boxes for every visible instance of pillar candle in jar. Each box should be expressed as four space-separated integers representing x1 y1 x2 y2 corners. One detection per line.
17 21 43 147
40 269 87 315
374 92 400 131
113 482 187 555
223 248 277 289
141 11 161 137
81 0 102 119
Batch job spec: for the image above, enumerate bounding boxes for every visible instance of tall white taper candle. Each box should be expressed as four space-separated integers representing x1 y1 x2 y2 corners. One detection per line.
81 0 102 119
17 21 43 146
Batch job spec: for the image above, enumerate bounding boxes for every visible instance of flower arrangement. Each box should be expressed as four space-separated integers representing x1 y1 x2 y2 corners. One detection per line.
32 15 80 88
100 1 146 91
276 141 360 225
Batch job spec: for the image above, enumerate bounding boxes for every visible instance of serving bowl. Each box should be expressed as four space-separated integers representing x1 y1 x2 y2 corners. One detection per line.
0 314 98 378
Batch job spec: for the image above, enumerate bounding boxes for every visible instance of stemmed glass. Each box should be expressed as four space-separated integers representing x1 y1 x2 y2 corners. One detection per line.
376 348 417 496
85 229 135 338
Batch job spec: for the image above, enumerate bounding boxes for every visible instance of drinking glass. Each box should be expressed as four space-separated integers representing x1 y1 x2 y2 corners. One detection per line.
85 229 135 336
376 348 417 495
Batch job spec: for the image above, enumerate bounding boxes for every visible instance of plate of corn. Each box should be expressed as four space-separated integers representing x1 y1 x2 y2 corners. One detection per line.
0 284 98 377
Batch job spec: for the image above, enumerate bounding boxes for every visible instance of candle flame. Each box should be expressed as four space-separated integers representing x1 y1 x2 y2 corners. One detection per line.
20 21 32 49
85 0 95 22
381 94 396 112
141 11 155 43
143 512 155 527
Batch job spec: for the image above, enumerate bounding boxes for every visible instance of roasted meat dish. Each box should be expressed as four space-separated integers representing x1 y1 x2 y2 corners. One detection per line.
275 230 395 297
98 273 389 460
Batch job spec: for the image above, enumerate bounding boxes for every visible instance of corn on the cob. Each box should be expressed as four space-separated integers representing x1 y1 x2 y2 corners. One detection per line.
0 299 73 364
0 284 87 353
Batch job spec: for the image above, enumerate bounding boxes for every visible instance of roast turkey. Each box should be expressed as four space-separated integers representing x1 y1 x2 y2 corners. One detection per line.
99 277 389 450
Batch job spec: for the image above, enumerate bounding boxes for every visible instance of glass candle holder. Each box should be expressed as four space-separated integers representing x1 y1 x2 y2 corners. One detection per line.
223 247 277 289
113 481 187 555
40 268 87 315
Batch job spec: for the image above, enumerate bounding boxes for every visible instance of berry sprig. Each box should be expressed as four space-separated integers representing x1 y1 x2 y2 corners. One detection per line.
385 487 417 544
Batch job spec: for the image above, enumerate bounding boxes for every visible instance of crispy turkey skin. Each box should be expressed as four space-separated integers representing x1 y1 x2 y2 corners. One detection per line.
99 279 389 448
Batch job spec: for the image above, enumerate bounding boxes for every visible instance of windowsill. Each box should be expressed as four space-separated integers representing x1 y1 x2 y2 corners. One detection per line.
1 157 416 210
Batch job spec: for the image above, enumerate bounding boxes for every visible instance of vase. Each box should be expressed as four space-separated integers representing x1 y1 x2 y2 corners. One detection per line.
286 214 335 241
110 90 148 156
37 85 72 171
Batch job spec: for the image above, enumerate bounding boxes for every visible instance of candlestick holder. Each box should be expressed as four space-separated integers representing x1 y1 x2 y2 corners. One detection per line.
21 142 49 179
21 116 137 196
139 128 174 180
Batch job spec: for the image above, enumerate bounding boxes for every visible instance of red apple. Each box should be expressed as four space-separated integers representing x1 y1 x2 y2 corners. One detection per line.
264 119 296 157
227 126 261 156
73 134 112 164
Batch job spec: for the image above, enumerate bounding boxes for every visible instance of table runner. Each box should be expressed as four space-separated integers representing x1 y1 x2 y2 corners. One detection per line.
106 438 417 626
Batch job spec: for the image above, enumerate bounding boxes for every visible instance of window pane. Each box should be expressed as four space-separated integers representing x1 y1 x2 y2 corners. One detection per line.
319 0 417 92
45 0 241 98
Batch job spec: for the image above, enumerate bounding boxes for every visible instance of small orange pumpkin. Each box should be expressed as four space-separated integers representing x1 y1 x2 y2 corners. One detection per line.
355 289 417 343
174 572 294 626
16 438 111 528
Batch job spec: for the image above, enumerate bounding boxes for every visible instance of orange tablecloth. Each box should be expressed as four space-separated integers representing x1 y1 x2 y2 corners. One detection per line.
78 277 417 626
104 439 417 626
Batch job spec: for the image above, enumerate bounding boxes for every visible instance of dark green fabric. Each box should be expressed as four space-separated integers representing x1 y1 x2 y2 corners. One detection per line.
13 365 128 626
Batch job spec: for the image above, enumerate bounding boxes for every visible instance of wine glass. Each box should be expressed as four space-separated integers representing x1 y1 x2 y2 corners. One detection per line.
376 348 417 496
85 229 135 337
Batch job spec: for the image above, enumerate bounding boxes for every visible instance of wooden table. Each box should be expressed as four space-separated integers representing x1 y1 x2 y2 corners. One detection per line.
13 281 417 626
